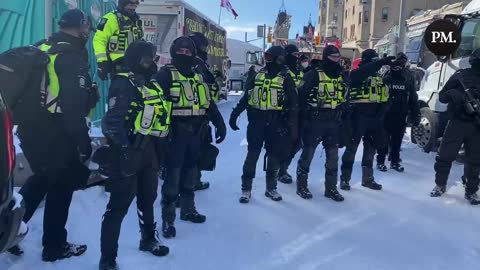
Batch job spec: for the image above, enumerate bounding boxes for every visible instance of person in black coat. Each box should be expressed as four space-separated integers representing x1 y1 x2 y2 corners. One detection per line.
13 9 97 260
156 37 226 239
229 46 298 203
376 53 420 172
99 41 170 270
430 49 480 205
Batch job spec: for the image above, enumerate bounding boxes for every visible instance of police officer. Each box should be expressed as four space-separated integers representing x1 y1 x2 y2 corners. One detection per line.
93 0 143 80
189 32 223 191
229 46 298 203
13 9 97 261
299 54 310 72
99 41 170 270
340 49 395 191
295 45 346 201
278 44 303 184
376 53 420 172
156 37 226 238
430 49 480 205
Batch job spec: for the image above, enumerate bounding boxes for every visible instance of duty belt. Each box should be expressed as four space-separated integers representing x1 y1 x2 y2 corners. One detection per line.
172 108 207 116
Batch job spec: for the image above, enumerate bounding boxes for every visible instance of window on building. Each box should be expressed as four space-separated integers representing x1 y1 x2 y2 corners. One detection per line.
364 10 369 23
334 0 340 7
333 12 338 23
359 12 362 25
353 6 355 15
345 9 348 19
344 27 347 40
350 24 355 39
382 7 389 21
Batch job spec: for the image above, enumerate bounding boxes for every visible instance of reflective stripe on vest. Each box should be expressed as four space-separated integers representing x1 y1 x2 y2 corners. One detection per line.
118 73 171 137
350 75 389 104
248 71 285 111
39 43 63 113
307 71 345 109
288 69 304 87
168 65 211 116
108 12 143 62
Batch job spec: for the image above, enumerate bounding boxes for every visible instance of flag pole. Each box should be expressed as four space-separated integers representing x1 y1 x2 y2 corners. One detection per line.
218 5 222 25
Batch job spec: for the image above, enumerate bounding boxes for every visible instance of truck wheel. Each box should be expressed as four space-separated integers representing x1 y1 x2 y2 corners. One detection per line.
411 107 438 153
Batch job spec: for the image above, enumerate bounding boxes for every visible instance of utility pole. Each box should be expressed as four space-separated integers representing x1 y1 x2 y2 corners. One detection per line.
263 23 266 52
397 0 407 55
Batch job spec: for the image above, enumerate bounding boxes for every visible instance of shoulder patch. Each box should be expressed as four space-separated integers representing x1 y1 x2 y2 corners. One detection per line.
97 18 108 31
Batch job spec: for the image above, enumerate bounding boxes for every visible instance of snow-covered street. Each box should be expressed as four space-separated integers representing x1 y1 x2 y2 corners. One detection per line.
1 97 479 270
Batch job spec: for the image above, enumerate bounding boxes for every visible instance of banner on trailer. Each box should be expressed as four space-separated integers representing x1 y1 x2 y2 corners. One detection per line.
184 8 227 72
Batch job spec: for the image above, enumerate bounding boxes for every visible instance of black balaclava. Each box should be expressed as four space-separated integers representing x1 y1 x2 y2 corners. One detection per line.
189 32 209 62
170 37 197 75
322 45 342 77
469 48 480 72
360 49 379 66
391 52 408 78
118 0 139 17
125 41 157 82
284 44 299 70
264 46 285 75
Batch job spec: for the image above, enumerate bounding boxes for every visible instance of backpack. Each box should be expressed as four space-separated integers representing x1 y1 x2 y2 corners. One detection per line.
0 45 50 124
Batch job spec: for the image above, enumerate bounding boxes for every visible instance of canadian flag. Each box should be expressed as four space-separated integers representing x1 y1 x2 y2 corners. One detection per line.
221 0 239 19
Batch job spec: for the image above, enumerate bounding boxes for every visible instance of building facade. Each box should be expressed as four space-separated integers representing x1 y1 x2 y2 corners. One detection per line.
320 0 470 52
317 0 345 43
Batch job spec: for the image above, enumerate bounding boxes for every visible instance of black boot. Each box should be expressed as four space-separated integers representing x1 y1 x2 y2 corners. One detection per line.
140 224 170 257
430 185 446 197
42 242 87 262
324 188 345 202
99 255 118 270
180 210 206 223
278 171 293 184
390 162 405 172
265 189 283 201
239 190 252 204
340 176 350 191
362 166 382 190
7 245 24 256
161 221 176 239
465 193 480 205
376 162 388 172
194 181 210 191
296 187 313 199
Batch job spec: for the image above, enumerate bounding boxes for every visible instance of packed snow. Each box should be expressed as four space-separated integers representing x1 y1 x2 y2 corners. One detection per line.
2 97 479 270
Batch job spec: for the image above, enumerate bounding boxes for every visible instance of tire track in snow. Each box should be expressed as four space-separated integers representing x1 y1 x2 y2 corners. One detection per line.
248 211 376 270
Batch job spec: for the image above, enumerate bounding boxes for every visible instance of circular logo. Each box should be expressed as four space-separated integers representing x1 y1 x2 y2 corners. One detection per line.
424 19 461 56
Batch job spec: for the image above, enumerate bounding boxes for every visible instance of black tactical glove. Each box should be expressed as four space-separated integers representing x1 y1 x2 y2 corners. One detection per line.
379 56 396 66
229 110 240 131
97 61 111 81
88 82 100 109
78 139 93 163
215 123 227 144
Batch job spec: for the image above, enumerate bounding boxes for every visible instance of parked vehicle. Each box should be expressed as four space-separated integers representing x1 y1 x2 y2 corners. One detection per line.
412 0 480 152
0 90 27 253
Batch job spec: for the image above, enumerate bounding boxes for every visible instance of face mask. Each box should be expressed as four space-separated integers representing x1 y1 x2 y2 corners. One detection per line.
266 62 282 74
301 62 309 69
173 54 194 69
286 54 298 67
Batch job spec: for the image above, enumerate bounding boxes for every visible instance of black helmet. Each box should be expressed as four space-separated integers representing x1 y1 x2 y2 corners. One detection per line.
469 48 480 67
118 0 140 9
189 32 209 53
284 44 299 56
322 45 340 61
125 41 157 74
58 9 91 30
361 49 379 65
170 36 197 58
265 46 285 64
